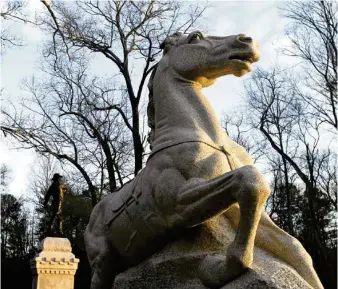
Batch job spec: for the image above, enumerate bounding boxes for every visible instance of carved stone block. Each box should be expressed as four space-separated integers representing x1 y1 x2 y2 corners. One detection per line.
31 237 79 289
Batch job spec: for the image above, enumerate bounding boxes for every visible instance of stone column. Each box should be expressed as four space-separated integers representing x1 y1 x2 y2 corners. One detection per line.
31 237 79 289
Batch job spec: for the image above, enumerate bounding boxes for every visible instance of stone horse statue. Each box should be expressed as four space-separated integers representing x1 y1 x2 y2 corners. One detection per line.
85 32 323 289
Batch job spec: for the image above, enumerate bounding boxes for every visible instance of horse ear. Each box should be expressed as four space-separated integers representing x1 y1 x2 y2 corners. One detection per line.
160 32 182 53
159 40 166 50
160 37 171 54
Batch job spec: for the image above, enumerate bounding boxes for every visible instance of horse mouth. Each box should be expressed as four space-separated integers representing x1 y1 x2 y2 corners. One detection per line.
229 53 258 64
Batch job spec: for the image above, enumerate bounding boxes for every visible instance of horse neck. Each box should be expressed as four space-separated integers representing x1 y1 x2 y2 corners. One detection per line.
151 71 227 149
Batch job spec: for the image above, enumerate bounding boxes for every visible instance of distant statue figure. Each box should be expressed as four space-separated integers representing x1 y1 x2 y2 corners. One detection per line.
44 173 65 236
85 32 323 289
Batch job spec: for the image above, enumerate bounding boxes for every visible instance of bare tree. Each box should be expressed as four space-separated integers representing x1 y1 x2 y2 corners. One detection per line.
27 155 92 248
245 66 299 235
38 0 208 175
1 52 131 206
316 148 337 210
1 164 31 259
244 63 336 287
27 155 59 208
266 155 302 233
1 1 207 206
1 1 38 54
221 110 267 163
1 1 25 50
221 108 302 236
0 164 12 193
281 1 337 129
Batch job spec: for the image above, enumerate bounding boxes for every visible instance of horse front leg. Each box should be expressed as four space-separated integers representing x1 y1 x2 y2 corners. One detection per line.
85 204 123 289
225 207 324 289
169 165 270 288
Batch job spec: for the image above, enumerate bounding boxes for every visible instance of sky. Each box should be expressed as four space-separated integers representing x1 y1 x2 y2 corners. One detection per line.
0 0 293 199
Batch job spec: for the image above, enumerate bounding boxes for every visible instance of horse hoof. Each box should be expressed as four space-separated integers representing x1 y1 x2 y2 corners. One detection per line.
199 244 252 288
225 242 253 270
218 242 252 285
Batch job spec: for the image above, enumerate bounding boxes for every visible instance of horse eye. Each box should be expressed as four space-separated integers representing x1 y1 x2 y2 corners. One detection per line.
189 33 201 43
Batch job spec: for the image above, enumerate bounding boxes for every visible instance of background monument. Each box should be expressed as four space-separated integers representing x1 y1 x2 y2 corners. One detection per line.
43 173 65 237
31 237 79 289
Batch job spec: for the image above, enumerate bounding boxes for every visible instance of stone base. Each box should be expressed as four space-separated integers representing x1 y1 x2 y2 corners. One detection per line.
113 216 312 289
31 237 79 289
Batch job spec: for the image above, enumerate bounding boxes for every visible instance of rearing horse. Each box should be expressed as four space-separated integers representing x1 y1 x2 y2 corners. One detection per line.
85 32 323 289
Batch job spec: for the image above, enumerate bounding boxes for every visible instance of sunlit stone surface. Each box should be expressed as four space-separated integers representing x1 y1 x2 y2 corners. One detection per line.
31 237 79 289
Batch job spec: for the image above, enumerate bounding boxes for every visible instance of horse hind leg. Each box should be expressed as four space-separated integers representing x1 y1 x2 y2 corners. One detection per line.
256 212 323 289
85 233 122 289
170 165 270 288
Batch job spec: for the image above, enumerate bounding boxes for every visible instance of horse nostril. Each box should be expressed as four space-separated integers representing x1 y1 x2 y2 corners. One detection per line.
238 35 253 44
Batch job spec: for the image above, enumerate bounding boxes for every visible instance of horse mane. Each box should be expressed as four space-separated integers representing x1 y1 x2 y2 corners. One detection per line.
146 65 157 150
147 32 184 150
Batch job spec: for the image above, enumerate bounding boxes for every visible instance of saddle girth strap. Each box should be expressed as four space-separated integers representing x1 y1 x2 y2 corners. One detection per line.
148 140 237 171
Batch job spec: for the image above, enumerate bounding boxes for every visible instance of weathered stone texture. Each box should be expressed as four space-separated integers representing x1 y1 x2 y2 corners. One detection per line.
85 31 323 289
113 215 312 289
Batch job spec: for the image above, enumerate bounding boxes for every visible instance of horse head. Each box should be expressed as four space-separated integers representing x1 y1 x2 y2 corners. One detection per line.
158 31 260 87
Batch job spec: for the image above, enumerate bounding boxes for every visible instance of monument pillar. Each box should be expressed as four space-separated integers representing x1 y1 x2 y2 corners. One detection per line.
31 237 79 289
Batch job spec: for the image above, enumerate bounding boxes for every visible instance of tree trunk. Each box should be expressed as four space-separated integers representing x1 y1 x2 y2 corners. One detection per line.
282 156 294 235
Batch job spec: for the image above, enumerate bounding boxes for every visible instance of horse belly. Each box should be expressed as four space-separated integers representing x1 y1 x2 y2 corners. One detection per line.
107 190 168 265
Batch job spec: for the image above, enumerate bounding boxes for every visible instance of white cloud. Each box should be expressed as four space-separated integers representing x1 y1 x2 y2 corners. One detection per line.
203 1 292 117
0 143 36 198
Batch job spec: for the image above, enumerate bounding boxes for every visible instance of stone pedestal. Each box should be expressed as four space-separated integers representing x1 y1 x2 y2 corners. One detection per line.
113 216 312 289
31 237 79 289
